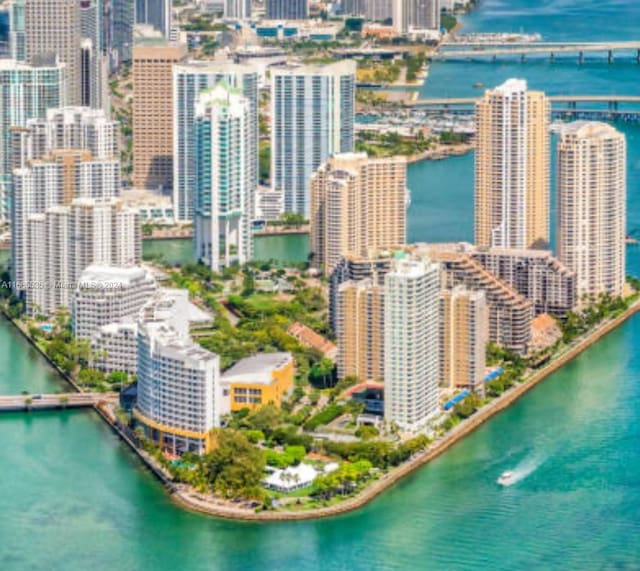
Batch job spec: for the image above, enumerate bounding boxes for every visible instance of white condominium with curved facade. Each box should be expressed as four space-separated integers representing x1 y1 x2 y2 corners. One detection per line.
384 254 440 431
475 78 550 251
135 318 220 455
557 121 626 301
172 61 258 222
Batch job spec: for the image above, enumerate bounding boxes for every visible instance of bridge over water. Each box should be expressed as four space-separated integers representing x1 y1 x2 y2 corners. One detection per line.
404 95 640 121
433 41 640 63
0 392 118 412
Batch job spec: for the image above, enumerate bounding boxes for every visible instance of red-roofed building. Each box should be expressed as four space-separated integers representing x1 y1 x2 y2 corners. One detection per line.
288 322 338 360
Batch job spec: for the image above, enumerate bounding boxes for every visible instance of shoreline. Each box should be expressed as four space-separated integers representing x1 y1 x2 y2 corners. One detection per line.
153 299 640 521
4 297 638 522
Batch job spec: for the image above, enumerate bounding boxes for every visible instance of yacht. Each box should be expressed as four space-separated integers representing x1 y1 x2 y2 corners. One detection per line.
497 471 516 486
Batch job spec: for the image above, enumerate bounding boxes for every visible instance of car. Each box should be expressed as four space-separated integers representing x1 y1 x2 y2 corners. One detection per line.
32 394 43 400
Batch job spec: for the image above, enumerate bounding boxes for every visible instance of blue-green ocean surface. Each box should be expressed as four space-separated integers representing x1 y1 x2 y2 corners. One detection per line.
3 0 640 569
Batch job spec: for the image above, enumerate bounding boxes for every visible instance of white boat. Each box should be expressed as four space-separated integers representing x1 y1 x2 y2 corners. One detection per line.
497 470 516 486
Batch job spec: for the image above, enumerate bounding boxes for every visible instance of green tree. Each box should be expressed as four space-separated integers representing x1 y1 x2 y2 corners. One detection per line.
203 430 266 500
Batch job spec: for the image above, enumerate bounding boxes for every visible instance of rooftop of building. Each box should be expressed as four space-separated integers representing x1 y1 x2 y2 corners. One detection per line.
221 352 293 384
140 288 212 328
77 265 155 290
143 320 219 363
287 322 337 357
560 120 622 139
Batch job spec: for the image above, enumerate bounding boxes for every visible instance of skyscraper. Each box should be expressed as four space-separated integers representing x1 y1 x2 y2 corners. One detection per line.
310 152 407 274
132 40 186 192
475 79 550 250
0 58 65 223
11 107 120 290
136 0 172 37
384 255 440 431
80 0 110 113
439 286 488 395
557 122 626 300
224 0 251 19
24 0 82 105
195 83 253 271
393 0 440 33
173 61 258 222
26 198 140 314
271 61 356 216
266 0 309 19
9 0 25 61
111 0 134 65
336 278 385 382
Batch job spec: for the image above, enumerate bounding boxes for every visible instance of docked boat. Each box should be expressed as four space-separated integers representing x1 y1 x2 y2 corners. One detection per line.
473 82 484 88
497 471 516 486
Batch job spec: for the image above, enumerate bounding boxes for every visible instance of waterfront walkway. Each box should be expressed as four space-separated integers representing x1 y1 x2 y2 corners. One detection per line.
0 392 117 412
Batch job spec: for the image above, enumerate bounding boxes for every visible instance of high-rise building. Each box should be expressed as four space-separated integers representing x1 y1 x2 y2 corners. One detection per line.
9 0 25 61
195 83 253 271
475 79 550 250
469 247 576 317
136 0 172 37
393 0 440 33
173 61 258 222
0 58 65 223
426 247 533 355
266 0 308 19
439 286 488 395
135 294 220 455
132 40 186 192
224 0 251 19
384 255 440 431
11 107 119 287
80 0 110 113
336 278 385 382
72 265 157 340
24 0 82 105
26 198 140 314
271 61 356 216
111 0 134 65
557 122 626 300
310 152 406 274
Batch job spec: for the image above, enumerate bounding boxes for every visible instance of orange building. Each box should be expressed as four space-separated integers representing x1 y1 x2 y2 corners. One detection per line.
221 352 294 412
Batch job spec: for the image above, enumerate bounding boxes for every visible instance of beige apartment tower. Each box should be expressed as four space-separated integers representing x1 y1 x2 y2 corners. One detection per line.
25 0 82 105
557 122 626 300
132 41 187 192
439 286 488 394
310 153 407 274
336 278 385 382
475 79 550 250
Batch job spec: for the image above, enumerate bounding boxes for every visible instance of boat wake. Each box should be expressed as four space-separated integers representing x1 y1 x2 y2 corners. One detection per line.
499 453 546 487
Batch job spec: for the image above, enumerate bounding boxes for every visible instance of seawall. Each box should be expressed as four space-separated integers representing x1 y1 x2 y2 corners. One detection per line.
168 299 640 521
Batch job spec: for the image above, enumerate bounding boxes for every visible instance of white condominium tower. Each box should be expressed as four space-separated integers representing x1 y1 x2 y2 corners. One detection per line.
310 152 407 274
173 61 258 222
0 58 65 223
26 199 140 315
24 0 82 105
11 107 119 288
195 83 252 271
475 79 550 250
271 61 356 217
384 255 440 431
393 0 440 33
557 122 626 300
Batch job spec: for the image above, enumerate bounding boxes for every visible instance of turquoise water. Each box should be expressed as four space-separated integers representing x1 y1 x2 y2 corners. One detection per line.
4 1 640 569
143 234 310 266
